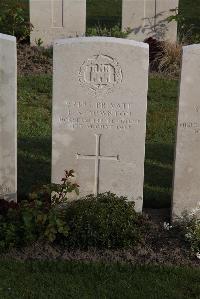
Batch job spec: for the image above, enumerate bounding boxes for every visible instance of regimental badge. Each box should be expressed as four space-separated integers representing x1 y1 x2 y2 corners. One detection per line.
79 54 123 98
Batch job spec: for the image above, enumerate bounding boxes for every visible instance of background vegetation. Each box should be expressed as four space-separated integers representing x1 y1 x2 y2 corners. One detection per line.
0 0 200 41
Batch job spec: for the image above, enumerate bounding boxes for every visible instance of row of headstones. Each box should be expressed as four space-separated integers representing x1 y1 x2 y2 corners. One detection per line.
1 33 199 220
30 0 179 47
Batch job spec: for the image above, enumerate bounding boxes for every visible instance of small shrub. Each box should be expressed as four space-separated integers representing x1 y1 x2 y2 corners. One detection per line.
168 7 200 44
180 212 200 255
62 192 144 249
86 24 130 38
0 0 32 42
0 171 144 251
0 170 78 250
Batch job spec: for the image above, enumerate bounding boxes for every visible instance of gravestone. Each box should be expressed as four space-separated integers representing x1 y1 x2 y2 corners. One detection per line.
122 0 179 42
52 37 149 212
172 44 200 219
0 34 17 201
30 0 86 47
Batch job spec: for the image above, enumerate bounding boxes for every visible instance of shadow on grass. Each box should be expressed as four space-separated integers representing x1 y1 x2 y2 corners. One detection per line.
18 137 51 199
144 143 175 209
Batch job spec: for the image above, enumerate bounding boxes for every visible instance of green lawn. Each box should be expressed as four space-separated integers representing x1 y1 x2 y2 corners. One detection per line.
18 75 178 208
0 261 199 299
87 0 122 28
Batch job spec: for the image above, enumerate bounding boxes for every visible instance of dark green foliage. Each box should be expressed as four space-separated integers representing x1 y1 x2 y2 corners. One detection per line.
0 198 68 249
178 0 200 43
179 213 200 253
0 0 31 41
0 170 79 250
62 192 144 249
0 173 143 250
86 24 130 38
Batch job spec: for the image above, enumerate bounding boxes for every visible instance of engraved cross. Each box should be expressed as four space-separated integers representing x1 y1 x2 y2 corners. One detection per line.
76 134 119 196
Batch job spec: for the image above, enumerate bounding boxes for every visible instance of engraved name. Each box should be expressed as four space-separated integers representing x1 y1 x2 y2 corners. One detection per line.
58 101 140 131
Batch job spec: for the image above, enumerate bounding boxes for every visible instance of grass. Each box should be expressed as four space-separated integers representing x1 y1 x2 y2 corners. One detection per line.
0 261 199 299
144 76 178 208
87 0 122 28
18 74 178 208
17 75 52 198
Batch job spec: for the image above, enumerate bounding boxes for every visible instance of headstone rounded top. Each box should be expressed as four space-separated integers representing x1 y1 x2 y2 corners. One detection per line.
0 33 16 42
54 36 149 49
183 44 200 54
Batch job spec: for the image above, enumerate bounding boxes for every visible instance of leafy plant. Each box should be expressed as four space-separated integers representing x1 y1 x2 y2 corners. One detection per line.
35 38 43 47
0 171 144 251
62 192 144 249
0 170 79 250
0 0 32 41
180 211 200 254
168 7 200 44
86 24 131 38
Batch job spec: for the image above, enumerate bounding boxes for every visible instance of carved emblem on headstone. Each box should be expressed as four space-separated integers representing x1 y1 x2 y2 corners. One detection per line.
79 54 123 98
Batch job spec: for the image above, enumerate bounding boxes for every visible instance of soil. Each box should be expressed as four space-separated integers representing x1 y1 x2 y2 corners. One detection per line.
1 209 200 267
17 44 53 76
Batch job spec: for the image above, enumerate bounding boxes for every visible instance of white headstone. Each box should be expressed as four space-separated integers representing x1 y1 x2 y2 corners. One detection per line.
122 0 179 42
52 37 149 212
172 44 200 219
0 34 17 201
30 0 86 47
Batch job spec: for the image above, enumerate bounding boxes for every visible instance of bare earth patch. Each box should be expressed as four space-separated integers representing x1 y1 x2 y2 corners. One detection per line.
17 44 53 76
1 210 199 267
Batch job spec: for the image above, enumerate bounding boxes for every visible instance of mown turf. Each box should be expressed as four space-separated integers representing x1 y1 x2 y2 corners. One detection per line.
0 261 200 299
17 75 178 208
17 75 52 197
87 0 122 28
144 76 178 208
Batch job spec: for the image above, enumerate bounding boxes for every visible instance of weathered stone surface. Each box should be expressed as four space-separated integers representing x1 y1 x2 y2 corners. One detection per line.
172 44 200 219
30 0 86 47
52 37 149 212
122 0 178 42
0 34 17 201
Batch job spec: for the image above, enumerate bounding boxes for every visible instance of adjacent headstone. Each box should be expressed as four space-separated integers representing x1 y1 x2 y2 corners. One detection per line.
0 34 17 201
172 44 200 219
30 0 86 47
122 0 179 42
52 37 149 212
